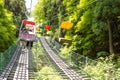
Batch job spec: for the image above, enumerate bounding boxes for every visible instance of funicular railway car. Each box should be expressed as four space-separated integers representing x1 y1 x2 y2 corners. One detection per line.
19 20 36 49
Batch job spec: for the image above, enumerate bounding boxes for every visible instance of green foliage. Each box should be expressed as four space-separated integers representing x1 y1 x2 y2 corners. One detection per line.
117 57 120 67
37 66 62 80
97 51 109 58
0 0 27 51
34 0 120 56
63 0 120 57
4 0 27 24
33 0 120 79
92 21 106 35
92 0 120 34
70 0 97 57
0 0 16 52
60 46 71 59
83 57 120 80
34 0 67 38
33 0 46 23
4 0 27 36
92 0 120 54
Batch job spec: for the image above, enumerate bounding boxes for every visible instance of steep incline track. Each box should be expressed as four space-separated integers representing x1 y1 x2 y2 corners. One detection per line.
40 37 83 80
0 45 21 80
0 45 29 80
13 49 29 80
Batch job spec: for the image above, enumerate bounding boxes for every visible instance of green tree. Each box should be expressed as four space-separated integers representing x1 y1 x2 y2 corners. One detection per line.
0 0 16 52
34 0 66 39
4 0 27 36
33 0 120 58
92 0 120 54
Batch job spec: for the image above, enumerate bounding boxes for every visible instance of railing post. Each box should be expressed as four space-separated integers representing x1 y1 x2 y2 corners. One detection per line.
36 40 39 71
70 52 72 66
0 54 2 74
0 53 3 73
85 57 88 67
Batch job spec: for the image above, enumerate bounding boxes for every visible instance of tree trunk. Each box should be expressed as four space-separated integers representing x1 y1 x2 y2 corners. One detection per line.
107 20 114 54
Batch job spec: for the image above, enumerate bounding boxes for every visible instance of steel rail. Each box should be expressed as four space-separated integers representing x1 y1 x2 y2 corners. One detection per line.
13 48 29 80
0 45 21 80
0 45 29 80
40 37 83 80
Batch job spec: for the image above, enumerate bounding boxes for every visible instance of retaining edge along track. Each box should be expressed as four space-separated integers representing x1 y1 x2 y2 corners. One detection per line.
40 37 83 80
0 45 21 80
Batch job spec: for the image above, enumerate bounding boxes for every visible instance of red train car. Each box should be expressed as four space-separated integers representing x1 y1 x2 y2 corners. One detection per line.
19 20 36 41
19 20 36 48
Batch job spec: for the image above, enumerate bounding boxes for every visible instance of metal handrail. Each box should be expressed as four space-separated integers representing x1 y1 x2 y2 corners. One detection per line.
45 37 96 80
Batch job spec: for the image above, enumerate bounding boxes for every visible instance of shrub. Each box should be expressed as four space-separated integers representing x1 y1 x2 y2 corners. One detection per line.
97 51 109 58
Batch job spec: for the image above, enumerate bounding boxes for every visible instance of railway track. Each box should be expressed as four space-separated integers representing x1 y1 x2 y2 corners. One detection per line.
38 42 70 80
0 36 94 80
40 37 83 80
0 45 21 80
13 48 29 80
0 44 30 80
